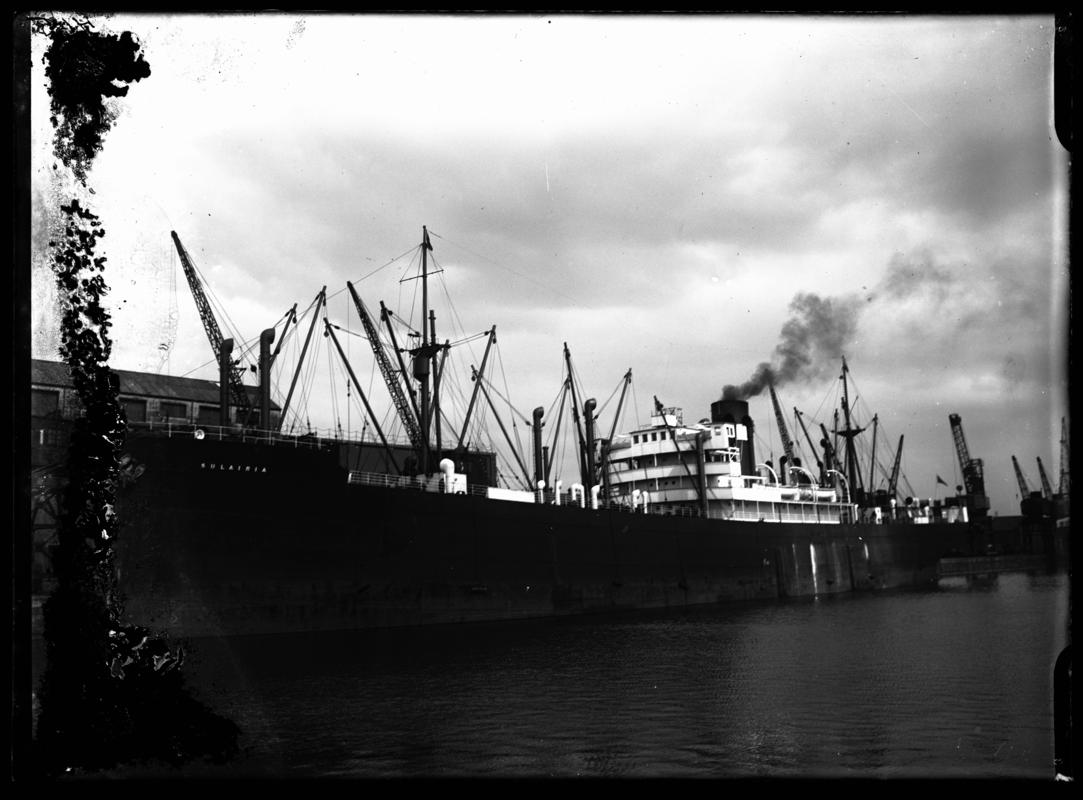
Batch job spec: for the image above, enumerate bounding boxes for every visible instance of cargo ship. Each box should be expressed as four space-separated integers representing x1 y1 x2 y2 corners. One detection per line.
30 228 1066 638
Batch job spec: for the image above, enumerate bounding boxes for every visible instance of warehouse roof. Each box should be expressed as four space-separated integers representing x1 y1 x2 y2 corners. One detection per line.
31 359 279 409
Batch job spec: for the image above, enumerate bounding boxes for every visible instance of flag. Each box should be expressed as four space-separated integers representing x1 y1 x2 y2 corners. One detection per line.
936 475 948 486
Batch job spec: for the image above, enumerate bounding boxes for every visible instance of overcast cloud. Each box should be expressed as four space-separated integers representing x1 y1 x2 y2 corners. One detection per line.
30 13 1069 512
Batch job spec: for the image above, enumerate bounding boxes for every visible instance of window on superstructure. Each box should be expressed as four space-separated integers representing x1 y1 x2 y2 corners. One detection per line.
633 435 639 444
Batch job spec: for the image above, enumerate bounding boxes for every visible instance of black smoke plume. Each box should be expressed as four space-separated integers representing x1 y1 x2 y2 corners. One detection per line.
721 292 859 401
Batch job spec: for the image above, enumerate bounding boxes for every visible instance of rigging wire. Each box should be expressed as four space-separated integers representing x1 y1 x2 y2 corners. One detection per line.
428 229 583 309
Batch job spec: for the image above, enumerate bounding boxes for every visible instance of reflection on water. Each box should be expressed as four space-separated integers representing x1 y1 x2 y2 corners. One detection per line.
82 571 1077 778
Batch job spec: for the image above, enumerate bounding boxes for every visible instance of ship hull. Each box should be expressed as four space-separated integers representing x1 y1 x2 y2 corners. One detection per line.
105 431 1011 638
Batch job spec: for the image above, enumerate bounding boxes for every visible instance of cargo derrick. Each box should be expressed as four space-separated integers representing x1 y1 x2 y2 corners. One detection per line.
171 231 253 425
948 413 989 519
347 281 423 453
887 434 904 502
598 369 633 500
793 408 826 485
278 287 326 432
563 343 591 489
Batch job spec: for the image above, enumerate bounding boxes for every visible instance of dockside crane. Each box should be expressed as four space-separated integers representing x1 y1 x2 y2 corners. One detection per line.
171 231 253 425
949 413 989 518
767 382 796 483
1011 455 1031 499
949 413 985 495
1036 457 1054 500
1012 454 1049 519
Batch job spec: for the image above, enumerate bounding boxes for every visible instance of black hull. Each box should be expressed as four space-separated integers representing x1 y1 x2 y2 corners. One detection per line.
102 430 1051 638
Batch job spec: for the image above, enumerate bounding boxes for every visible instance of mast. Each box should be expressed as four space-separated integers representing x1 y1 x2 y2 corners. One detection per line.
420 227 431 473
838 358 865 502
430 311 441 456
409 226 435 474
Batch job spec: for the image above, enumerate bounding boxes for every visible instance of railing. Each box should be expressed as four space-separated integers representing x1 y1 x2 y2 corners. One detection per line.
125 420 360 451
347 471 488 497
343 471 858 525
719 501 848 524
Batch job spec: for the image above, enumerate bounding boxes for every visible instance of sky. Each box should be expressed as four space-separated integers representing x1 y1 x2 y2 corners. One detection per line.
29 13 1070 515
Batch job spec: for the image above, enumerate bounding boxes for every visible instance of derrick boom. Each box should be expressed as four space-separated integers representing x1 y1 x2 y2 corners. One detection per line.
347 281 423 453
887 434 904 498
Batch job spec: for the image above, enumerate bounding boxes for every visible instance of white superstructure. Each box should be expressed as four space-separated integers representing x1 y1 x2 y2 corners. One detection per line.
605 407 856 524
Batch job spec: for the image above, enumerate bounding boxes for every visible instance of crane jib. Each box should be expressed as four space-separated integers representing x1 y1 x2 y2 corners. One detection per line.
170 231 253 420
